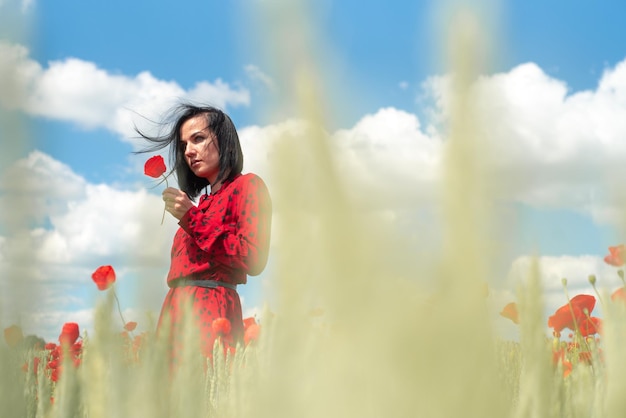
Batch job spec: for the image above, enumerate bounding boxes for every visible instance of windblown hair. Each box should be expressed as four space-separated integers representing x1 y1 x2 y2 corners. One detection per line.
135 103 244 199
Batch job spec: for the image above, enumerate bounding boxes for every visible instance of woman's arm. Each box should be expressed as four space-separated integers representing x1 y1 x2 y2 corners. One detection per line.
178 175 272 276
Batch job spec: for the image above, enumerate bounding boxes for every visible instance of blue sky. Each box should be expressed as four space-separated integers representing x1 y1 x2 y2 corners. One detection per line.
1 0 626 341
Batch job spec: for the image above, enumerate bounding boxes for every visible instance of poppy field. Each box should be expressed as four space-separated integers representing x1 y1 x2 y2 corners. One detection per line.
3 5 626 418
3 247 626 418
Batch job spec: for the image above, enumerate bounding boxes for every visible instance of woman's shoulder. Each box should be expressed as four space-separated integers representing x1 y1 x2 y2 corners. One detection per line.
232 172 267 188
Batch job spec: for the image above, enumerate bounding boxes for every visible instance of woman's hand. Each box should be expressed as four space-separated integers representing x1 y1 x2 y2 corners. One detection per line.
162 187 195 220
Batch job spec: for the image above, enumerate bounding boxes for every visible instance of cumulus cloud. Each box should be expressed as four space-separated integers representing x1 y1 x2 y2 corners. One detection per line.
421 59 626 225
333 107 442 201
0 41 251 145
0 150 86 226
245 64 276 90
0 150 175 340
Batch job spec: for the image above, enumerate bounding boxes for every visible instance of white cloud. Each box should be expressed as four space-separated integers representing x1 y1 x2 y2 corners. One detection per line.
245 64 276 90
421 58 626 226
0 41 251 145
333 107 441 193
239 118 306 181
0 151 175 340
0 150 86 226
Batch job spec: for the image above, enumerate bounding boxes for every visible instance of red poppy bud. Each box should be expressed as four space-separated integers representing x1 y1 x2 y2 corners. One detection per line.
144 155 167 178
243 317 256 330
59 322 80 346
91 265 116 291
211 318 231 336
124 321 137 331
244 323 261 346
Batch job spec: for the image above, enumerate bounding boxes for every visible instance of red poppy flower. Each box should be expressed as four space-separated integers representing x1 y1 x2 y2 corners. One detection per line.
548 305 583 333
604 244 625 267
50 367 60 382
143 156 169 224
144 155 167 178
499 302 519 324
3 325 24 348
570 294 596 315
91 265 116 291
243 317 257 330
548 294 596 333
244 323 261 346
23 357 41 376
59 322 80 346
578 316 602 337
611 287 626 302
124 321 137 331
70 341 82 356
562 360 573 378
211 318 231 336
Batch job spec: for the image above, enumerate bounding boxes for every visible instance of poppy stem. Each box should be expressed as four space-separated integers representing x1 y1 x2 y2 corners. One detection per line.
561 280 583 341
588 275 606 312
112 287 135 340
160 175 170 225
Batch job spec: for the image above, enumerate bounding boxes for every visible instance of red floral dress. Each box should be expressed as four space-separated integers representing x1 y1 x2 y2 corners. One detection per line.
157 173 271 360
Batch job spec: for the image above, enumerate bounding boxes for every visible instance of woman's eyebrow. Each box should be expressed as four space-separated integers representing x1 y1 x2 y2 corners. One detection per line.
181 127 210 141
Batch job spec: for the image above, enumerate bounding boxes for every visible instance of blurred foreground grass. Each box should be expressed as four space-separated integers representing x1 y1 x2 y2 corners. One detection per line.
2 1 626 418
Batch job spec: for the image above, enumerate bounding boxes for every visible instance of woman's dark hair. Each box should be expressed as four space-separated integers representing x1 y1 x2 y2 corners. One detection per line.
135 103 244 199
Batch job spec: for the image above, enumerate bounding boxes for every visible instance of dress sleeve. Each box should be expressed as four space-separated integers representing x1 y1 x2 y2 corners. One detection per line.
178 175 272 276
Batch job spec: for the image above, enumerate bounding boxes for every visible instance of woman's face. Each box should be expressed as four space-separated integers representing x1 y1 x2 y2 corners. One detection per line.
180 114 220 183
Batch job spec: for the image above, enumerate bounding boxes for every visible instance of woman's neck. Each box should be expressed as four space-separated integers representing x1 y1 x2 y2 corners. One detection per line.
210 180 223 194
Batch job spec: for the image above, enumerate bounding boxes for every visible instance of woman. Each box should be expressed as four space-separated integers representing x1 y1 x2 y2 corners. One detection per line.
137 103 272 359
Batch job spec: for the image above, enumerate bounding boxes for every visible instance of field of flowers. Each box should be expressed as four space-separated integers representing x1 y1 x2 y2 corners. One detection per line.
4 5 626 418
3 248 626 418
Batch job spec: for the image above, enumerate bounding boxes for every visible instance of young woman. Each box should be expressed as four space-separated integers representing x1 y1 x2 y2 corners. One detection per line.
137 103 272 359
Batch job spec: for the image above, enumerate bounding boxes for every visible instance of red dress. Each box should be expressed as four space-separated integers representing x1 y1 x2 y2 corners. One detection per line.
157 173 271 359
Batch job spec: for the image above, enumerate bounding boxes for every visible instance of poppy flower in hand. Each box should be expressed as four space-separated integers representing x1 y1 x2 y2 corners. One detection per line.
143 155 169 224
92 265 116 291
144 155 167 178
